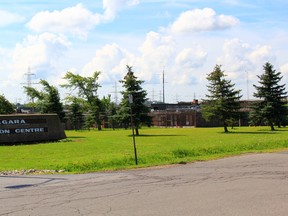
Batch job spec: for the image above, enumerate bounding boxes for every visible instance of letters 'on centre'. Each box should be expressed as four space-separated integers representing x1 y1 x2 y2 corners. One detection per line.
0 114 66 144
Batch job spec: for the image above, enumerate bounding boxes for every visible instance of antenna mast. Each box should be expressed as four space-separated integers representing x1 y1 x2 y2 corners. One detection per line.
162 68 165 103
246 70 250 100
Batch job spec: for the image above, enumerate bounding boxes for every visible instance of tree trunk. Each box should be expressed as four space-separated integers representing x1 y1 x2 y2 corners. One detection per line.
223 122 229 133
97 123 102 131
269 121 275 131
135 127 139 136
112 120 115 130
96 118 102 131
277 122 281 128
96 112 102 131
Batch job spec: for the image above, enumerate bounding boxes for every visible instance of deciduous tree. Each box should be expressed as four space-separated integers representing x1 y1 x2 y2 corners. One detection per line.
62 71 102 130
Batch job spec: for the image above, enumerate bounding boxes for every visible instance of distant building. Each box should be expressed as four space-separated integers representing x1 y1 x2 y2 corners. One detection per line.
15 106 35 114
150 100 199 127
150 100 253 127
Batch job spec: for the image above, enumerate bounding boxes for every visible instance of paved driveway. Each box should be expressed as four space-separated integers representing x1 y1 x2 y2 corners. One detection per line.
1 152 288 216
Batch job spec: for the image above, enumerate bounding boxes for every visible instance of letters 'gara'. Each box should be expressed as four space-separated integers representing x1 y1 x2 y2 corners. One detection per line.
0 119 26 125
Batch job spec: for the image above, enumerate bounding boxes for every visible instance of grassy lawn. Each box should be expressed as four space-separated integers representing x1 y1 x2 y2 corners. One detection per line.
0 126 288 173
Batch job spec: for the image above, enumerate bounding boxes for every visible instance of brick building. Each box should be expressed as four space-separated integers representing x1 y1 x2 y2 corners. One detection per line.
150 100 252 127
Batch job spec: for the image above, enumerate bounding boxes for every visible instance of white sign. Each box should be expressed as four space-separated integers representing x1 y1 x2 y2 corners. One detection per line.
0 119 26 125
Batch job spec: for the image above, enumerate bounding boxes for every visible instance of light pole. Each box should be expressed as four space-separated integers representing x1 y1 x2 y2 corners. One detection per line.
128 94 138 165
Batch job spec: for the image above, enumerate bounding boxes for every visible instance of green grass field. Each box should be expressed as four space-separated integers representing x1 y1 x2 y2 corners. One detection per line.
0 126 288 173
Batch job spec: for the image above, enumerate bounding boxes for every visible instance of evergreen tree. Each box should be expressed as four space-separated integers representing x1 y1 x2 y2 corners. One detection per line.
67 97 84 130
250 62 287 130
24 80 65 121
202 65 242 132
101 95 118 129
0 95 14 114
118 65 152 135
109 102 118 130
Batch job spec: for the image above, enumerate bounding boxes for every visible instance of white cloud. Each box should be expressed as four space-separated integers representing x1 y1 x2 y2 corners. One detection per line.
26 1 140 39
218 38 252 75
140 31 174 54
248 45 274 64
170 8 239 34
11 33 70 80
280 63 288 76
0 47 13 83
82 30 209 88
139 31 209 85
27 4 101 39
82 32 172 86
0 47 9 57
217 38 276 80
175 47 207 69
139 31 175 79
171 72 195 85
0 10 25 27
82 43 134 83
163 46 208 85
102 0 140 21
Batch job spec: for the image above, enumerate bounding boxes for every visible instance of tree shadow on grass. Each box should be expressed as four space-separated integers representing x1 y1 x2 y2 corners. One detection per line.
0 139 72 146
219 130 287 135
225 131 278 135
66 136 86 139
128 134 186 137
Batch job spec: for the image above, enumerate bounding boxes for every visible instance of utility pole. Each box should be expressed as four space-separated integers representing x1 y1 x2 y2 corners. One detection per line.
128 94 138 165
162 68 165 103
175 94 179 103
246 70 250 100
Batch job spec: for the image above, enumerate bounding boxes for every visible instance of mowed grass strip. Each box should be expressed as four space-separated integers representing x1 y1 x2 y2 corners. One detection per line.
0 127 288 173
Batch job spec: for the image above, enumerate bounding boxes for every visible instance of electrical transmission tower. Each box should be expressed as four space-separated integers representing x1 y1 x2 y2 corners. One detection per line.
22 67 38 103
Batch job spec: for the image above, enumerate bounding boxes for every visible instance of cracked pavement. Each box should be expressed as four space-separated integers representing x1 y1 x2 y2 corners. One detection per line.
1 152 288 216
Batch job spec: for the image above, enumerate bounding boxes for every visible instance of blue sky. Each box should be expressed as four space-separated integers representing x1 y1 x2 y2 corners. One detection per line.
1 0 288 103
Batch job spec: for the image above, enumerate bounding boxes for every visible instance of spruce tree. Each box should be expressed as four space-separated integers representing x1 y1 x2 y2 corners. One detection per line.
118 65 152 135
0 95 14 114
250 62 287 130
67 98 84 130
202 65 242 132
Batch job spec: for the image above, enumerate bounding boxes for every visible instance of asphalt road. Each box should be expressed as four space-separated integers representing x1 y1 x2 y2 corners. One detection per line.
1 152 288 216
